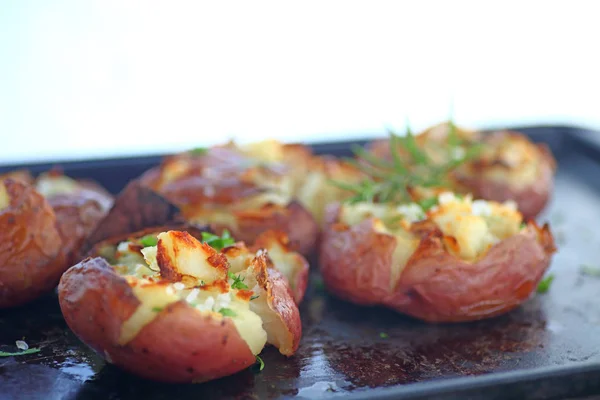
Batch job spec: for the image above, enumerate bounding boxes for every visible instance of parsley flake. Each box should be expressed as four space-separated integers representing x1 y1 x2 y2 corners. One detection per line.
189 147 208 156
139 235 158 248
0 348 41 357
218 308 237 317
228 271 248 290
379 332 389 339
255 355 265 371
201 230 235 251
537 274 555 294
250 294 260 301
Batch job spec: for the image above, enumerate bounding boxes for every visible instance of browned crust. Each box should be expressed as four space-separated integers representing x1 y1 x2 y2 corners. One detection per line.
319 203 556 323
0 179 64 308
253 253 302 355
82 181 182 255
58 257 255 383
251 230 310 304
225 201 319 256
454 131 557 219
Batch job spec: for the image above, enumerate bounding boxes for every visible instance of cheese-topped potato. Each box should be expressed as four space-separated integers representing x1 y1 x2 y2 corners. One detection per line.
320 191 555 322
139 141 318 255
58 228 302 383
367 123 556 218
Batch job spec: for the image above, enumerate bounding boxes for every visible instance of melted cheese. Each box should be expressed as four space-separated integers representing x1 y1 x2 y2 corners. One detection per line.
430 192 522 260
114 231 268 355
119 282 180 344
239 140 284 163
0 182 9 211
35 174 79 197
157 232 223 283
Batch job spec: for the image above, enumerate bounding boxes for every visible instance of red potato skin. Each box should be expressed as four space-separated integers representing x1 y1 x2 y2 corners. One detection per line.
58 257 256 383
211 201 319 257
319 204 556 323
265 267 302 355
0 179 64 308
251 230 310 304
454 134 556 220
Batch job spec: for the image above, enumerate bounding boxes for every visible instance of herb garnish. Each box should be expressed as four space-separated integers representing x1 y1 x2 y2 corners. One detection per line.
152 307 164 312
331 124 481 205
218 308 237 317
201 230 235 251
417 197 438 211
0 348 41 357
250 294 260 301
379 332 389 339
189 147 208 156
537 274 555 294
228 271 249 290
139 235 158 248
255 355 265 371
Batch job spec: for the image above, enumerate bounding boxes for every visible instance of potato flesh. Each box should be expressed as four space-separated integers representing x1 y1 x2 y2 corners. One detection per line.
340 193 522 265
0 182 8 211
35 174 79 197
260 240 301 290
157 231 224 284
239 140 285 162
111 233 268 355
431 193 521 260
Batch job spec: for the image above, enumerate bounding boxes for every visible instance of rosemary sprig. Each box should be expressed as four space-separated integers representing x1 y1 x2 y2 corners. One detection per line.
331 123 481 205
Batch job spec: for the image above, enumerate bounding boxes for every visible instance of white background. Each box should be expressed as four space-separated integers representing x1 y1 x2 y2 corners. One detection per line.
1 0 599 164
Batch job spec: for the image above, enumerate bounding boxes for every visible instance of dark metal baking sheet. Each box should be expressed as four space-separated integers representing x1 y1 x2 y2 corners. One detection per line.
1 127 600 400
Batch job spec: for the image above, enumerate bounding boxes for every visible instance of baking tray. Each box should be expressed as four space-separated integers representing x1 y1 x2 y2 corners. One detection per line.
1 126 600 400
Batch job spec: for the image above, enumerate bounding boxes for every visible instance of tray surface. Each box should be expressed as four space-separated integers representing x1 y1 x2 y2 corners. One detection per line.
1 127 600 400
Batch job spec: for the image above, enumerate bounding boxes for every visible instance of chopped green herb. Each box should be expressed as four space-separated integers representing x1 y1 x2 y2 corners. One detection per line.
189 147 208 156
152 307 163 312
520 221 527 229
0 348 41 357
417 197 438 211
228 271 249 290
331 124 481 205
201 230 235 251
139 235 158 248
218 308 237 317
200 280 205 286
580 264 600 278
255 355 265 371
537 274 555 294
379 332 389 339
250 294 260 301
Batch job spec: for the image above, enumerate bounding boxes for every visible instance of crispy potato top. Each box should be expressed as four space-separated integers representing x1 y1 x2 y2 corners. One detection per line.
0 181 8 211
337 192 523 263
106 229 300 356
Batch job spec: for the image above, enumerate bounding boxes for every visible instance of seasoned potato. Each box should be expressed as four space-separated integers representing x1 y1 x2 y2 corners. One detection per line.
140 141 319 255
319 193 555 322
0 179 64 308
0 172 113 308
367 123 556 218
59 229 302 383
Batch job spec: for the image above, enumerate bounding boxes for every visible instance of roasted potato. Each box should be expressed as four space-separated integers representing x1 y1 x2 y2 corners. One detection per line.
59 229 302 383
140 141 319 255
367 123 556 218
319 192 556 322
0 172 113 308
